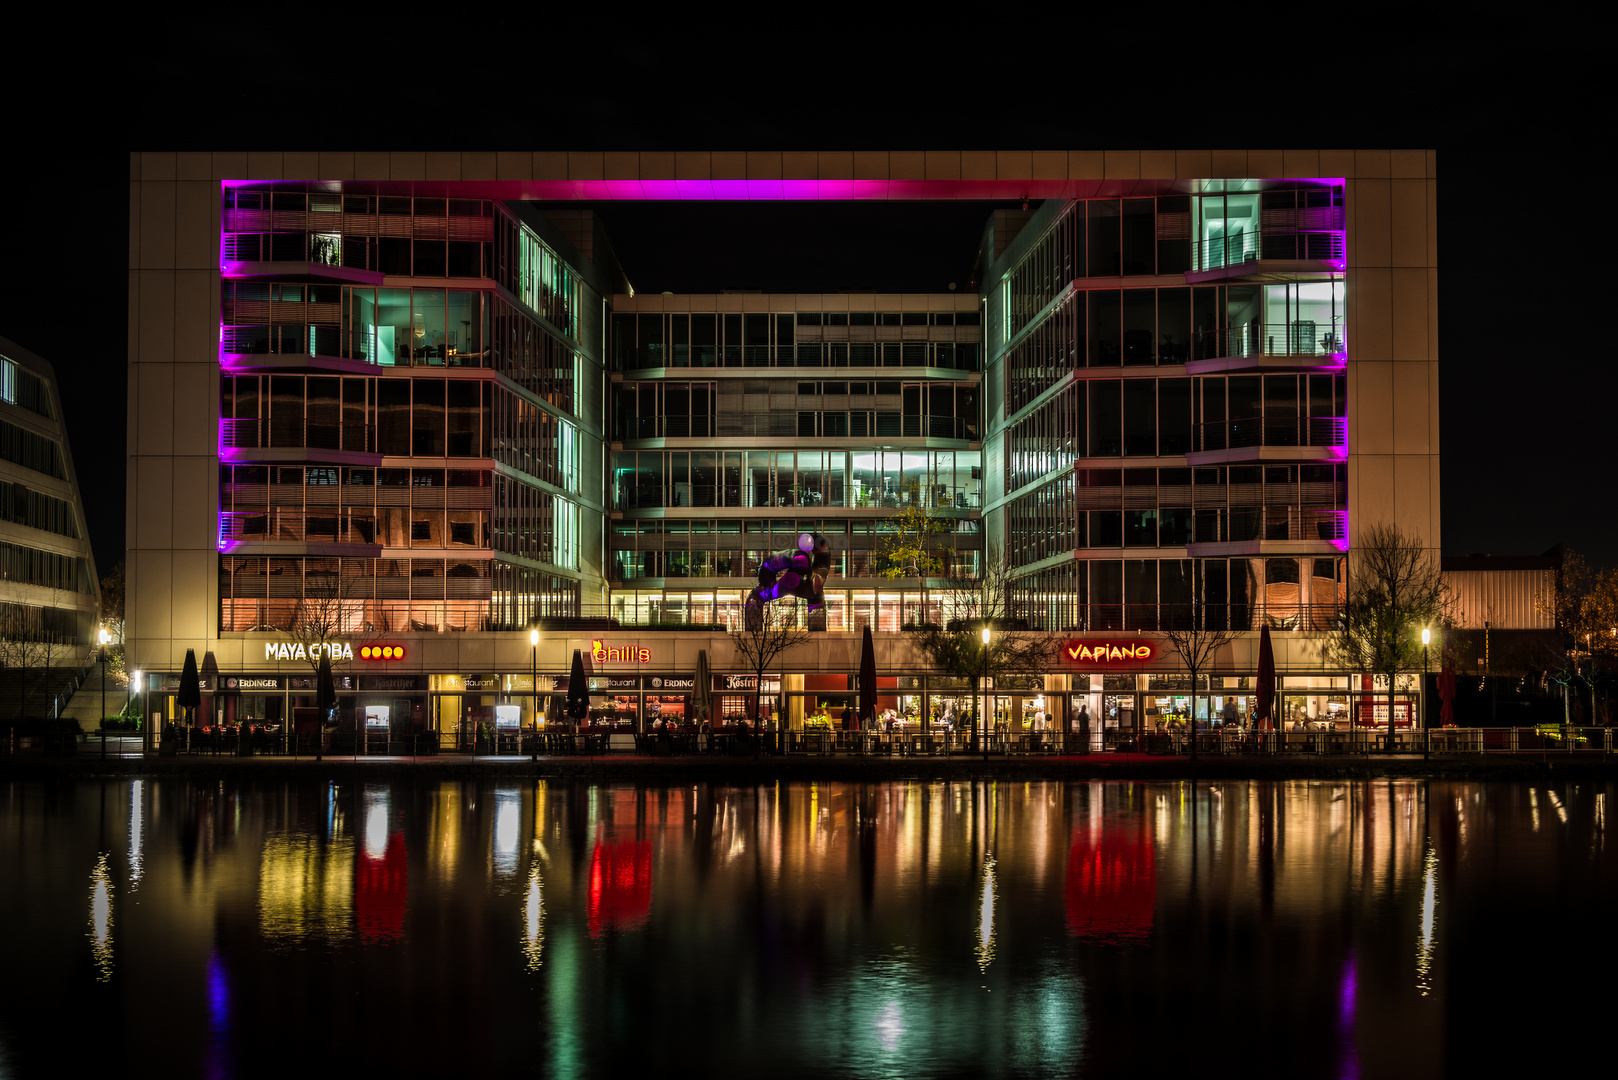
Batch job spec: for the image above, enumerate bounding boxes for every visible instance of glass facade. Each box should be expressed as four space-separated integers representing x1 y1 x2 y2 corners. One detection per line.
219 194 600 633
985 184 1349 634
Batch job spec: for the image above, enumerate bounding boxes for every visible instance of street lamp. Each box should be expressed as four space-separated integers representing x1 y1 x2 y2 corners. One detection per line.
981 625 992 761
98 627 110 758
132 670 142 753
1421 627 1431 760
529 628 539 762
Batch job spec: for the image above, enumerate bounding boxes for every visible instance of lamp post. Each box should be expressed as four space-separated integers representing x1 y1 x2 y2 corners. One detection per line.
132 669 142 754
981 625 991 761
529 628 539 762
98 627 110 758
1421 627 1431 760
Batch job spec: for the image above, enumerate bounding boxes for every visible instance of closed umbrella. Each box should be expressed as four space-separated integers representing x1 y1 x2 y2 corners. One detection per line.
566 649 590 731
693 649 713 728
177 649 201 749
1253 624 1277 732
315 652 336 760
859 624 877 731
1439 657 1456 727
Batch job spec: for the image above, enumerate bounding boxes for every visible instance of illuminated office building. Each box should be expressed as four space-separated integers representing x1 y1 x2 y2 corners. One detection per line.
126 149 1438 740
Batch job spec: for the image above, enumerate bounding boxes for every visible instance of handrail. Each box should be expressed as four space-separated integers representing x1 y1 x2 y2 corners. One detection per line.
1197 415 1345 451
612 482 982 511
221 418 375 453
1193 322 1346 360
1190 230 1344 271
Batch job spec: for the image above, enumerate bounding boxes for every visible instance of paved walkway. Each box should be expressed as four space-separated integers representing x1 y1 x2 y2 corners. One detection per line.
6 742 1612 782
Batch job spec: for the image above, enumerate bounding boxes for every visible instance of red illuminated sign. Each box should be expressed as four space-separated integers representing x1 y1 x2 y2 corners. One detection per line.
360 645 407 661
1062 640 1154 663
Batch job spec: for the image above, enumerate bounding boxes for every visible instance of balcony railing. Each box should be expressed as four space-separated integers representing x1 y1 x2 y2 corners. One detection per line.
612 483 982 511
1190 508 1346 545
1190 230 1345 272
222 325 489 368
1197 415 1345 452
222 419 374 454
1193 322 1345 361
620 413 977 440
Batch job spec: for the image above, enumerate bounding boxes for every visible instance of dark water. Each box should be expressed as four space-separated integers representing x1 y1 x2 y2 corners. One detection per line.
1 776 1610 1078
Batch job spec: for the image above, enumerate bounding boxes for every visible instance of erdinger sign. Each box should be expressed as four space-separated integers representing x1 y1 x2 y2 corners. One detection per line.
1062 640 1154 663
592 639 650 663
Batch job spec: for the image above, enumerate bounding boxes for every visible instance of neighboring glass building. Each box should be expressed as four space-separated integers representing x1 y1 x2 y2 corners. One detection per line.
0 335 101 671
125 149 1439 744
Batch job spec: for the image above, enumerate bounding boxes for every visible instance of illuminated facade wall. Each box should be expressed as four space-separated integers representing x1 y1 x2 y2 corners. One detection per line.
127 149 1437 700
0 334 99 655
981 169 1439 639
607 293 985 631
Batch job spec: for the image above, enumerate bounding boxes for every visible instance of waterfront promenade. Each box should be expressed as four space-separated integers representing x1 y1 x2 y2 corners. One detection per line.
4 739 1612 783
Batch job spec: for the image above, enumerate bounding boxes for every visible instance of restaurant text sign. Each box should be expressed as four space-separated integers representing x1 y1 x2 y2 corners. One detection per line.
1062 641 1154 663
592 639 650 663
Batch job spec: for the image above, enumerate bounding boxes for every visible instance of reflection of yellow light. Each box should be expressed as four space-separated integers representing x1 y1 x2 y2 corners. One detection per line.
259 833 354 945
975 855 997 972
89 853 113 983
522 864 545 971
1415 843 1438 996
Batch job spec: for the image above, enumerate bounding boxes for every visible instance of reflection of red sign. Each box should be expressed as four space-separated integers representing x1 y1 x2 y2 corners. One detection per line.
1066 831 1155 943
587 840 652 937
1062 641 1153 663
356 834 407 941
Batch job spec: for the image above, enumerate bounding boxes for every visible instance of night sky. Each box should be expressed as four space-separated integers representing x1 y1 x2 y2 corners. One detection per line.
5 19 1606 579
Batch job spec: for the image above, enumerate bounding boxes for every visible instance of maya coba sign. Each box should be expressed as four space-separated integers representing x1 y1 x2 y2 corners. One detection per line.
265 641 354 661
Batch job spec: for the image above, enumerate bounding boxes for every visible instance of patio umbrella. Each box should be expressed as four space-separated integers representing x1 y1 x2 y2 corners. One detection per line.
693 649 713 728
565 648 590 730
1439 656 1456 727
1253 624 1277 731
177 648 201 727
858 624 877 730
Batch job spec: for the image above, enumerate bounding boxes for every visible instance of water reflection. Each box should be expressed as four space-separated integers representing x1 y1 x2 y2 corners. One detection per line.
2 777 1613 1077
87 852 112 982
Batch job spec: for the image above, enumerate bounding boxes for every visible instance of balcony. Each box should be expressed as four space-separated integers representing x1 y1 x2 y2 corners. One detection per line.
619 413 979 442
1185 507 1347 558
1185 229 1345 284
223 260 385 286
221 419 380 466
1185 322 1346 375
612 482 983 512
1186 416 1346 466
218 511 383 557
221 325 490 373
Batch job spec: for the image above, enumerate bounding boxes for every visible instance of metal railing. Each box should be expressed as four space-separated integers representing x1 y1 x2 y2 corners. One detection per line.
221 418 374 453
1189 507 1347 545
612 482 982 511
21 725 1609 760
1197 416 1345 452
222 325 489 368
621 413 976 440
1192 322 1346 361
1190 230 1344 272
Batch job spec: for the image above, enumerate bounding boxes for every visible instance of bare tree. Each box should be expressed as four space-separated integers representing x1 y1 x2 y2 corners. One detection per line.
913 546 1059 754
728 601 809 751
1535 550 1618 725
1325 522 1449 742
1159 567 1239 761
284 558 363 675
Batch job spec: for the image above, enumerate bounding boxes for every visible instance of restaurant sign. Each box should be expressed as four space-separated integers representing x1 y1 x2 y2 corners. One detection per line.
649 676 695 691
226 677 282 691
265 641 353 661
1062 640 1155 663
591 639 651 663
